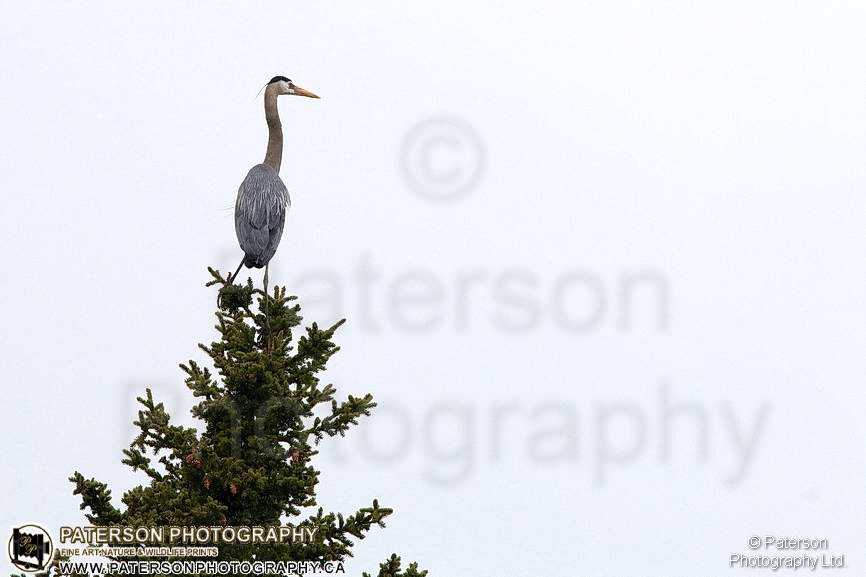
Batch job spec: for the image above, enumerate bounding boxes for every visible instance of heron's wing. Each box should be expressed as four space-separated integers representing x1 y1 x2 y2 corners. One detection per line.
262 206 287 265
235 164 290 266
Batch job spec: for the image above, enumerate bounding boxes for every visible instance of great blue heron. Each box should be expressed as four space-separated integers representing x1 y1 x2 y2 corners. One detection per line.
230 76 319 292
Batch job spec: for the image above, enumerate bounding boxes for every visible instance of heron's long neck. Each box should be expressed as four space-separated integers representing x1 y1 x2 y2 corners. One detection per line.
263 91 283 173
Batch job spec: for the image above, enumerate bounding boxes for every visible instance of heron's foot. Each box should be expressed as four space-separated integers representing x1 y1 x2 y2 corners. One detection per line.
217 282 254 311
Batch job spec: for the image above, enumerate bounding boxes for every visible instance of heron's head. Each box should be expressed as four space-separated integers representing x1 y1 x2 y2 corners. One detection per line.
266 76 320 99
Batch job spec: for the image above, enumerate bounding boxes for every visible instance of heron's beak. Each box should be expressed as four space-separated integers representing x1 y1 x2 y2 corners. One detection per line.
292 85 320 99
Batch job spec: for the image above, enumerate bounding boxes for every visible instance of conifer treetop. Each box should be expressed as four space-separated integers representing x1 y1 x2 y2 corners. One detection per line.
62 268 426 575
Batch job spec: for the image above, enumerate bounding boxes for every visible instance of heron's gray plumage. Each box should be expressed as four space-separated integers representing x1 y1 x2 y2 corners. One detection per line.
235 163 290 268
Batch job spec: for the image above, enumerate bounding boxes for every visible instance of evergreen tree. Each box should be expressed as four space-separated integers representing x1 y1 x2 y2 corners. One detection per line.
63 268 426 576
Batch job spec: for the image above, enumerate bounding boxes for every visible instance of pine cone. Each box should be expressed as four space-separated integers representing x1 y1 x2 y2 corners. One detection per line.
230 483 238 495
203 477 211 490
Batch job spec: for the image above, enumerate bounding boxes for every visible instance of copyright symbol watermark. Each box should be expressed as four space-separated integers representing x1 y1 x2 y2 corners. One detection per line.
397 114 482 200
748 536 762 549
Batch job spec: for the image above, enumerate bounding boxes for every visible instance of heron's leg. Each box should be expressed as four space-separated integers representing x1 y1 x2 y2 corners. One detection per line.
263 263 271 335
228 259 245 284
219 258 247 307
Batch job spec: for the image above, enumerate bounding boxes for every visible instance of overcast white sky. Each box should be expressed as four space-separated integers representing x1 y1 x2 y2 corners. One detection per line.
2 1 866 575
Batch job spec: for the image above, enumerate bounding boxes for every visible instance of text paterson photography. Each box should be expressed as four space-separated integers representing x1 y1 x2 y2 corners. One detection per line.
59 525 318 545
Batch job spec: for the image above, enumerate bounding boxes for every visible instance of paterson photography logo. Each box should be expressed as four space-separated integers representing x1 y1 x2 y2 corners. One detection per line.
8 524 53 572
